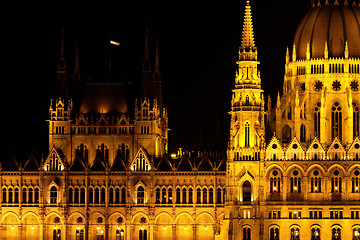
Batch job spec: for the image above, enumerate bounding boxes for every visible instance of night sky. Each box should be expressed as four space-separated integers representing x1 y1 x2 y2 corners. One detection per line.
0 1 310 156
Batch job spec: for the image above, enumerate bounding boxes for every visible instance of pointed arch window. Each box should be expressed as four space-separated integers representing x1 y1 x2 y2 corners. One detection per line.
245 122 250 147
314 103 321 138
50 186 58 204
22 187 27 203
353 228 360 240
354 103 360 137
290 170 301 193
182 188 187 204
243 227 251 240
161 187 167 204
332 102 342 140
352 170 360 193
300 124 306 142
310 170 322 193
121 187 126 204
243 181 252 202
217 188 222 204
270 170 281 193
155 188 160 204
188 188 193 204
332 228 341 240
137 186 145 204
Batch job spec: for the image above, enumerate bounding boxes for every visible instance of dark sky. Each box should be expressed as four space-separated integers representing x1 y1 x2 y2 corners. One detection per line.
0 0 310 156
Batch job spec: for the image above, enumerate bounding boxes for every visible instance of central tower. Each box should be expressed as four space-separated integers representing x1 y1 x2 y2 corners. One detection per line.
222 0 266 239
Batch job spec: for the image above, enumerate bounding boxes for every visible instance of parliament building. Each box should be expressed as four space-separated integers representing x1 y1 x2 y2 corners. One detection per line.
2 0 360 239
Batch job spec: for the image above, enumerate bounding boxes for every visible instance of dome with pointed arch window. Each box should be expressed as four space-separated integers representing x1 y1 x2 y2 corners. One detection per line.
293 0 360 59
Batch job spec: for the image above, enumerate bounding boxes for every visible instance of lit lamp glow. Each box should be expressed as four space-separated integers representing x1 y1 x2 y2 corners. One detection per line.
184 226 187 230
163 226 166 230
294 186 297 191
355 230 359 236
204 226 208 230
273 186 277 191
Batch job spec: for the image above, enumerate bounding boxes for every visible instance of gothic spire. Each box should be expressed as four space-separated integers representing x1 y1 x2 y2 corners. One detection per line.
241 0 256 51
56 28 69 99
72 41 81 83
143 27 151 72
141 27 153 98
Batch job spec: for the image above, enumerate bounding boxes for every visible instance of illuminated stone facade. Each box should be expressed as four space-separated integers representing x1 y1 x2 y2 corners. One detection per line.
3 0 360 240
220 1 360 240
0 30 226 239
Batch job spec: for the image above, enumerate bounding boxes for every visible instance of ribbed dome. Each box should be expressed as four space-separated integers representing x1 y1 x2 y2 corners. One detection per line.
293 3 360 59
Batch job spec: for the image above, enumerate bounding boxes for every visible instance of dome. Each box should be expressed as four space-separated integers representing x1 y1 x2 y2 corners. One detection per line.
293 3 360 60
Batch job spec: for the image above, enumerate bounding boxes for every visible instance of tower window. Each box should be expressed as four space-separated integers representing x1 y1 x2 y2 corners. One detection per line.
354 103 359 137
331 102 342 140
300 124 306 142
137 186 145 204
50 186 58 204
314 103 321 138
245 122 250 147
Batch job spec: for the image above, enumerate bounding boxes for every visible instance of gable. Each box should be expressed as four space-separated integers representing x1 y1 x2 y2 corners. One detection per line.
306 138 325 160
265 136 284 160
285 137 305 160
44 148 67 171
131 147 151 171
327 138 346 160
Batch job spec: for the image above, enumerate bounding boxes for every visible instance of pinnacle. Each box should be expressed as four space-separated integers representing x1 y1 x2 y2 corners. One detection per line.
241 0 256 51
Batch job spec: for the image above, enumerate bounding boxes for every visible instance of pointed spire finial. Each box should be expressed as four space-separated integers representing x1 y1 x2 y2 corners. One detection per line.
317 0 321 7
345 41 349 59
143 26 151 71
325 0 330 6
292 44 297 62
306 42 311 60
73 41 81 83
344 0 349 6
311 0 315 7
324 41 329 59
241 0 256 51
334 0 339 6
154 39 160 80
286 46 290 64
276 92 281 108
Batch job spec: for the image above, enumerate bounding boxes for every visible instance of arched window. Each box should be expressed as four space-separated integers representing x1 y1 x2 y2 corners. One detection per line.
139 229 147 240
188 188 193 204
168 188 173 204
209 188 214 204
94 188 100 204
155 188 160 204
8 188 13 203
352 171 360 193
245 95 250 106
290 228 300 240
310 170 322 193
176 188 181 204
115 188 120 204
243 181 252 202
161 187 167 204
74 188 79 204
28 187 33 203
100 188 106 204
245 122 250 147
116 229 125 240
137 186 144 204
217 188 222 204
354 103 360 137
311 228 321 240
332 228 341 240
50 186 58 204
243 227 251 240
88 188 93 204
290 170 301 193
80 188 86 204
331 177 342 193
121 188 126 204
300 124 306 142
3 188 7 203
35 188 39 204
270 227 279 240
22 187 27 203
14 188 19 203
332 102 342 140
196 188 201 204
203 188 208 204
182 188 187 204
269 170 281 193
68 188 73 204
109 188 114 204
314 103 321 138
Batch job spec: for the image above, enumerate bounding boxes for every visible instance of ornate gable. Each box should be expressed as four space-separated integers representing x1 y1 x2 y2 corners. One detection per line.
131 147 151 171
306 138 326 160
43 147 67 171
265 136 284 160
348 137 360 160
327 138 346 160
285 137 305 160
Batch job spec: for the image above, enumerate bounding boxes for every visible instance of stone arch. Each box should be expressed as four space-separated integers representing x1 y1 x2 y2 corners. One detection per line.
196 212 215 239
265 164 285 177
154 212 173 240
1 212 20 224
155 212 173 224
89 212 106 225
22 212 40 240
67 212 86 225
175 212 194 225
327 164 346 175
285 163 306 177
306 164 326 176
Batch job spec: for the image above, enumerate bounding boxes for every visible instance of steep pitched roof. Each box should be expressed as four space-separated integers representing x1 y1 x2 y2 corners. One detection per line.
69 154 86 171
90 150 106 171
2 152 19 171
217 156 227 171
23 153 39 171
110 150 126 171
177 155 193 171
156 155 173 171
197 155 214 171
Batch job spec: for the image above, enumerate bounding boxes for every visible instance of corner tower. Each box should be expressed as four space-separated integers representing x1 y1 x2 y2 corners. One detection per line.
223 1 265 239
